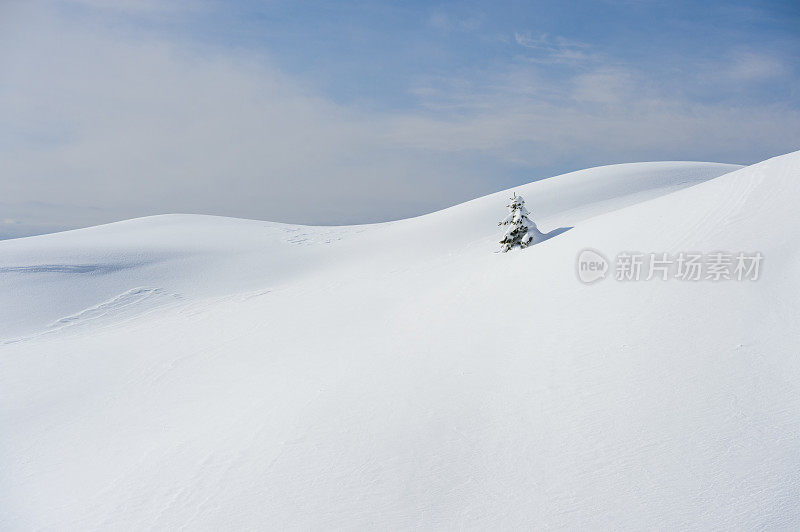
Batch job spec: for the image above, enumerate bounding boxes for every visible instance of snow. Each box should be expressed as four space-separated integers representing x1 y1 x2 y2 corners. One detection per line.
3 155 800 529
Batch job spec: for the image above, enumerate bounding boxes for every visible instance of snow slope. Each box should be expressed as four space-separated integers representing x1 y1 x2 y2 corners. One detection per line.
3 154 800 529
0 161 735 340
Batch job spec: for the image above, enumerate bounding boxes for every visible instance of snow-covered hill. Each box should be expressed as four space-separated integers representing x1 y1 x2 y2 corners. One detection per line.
0 161 736 341
3 154 800 529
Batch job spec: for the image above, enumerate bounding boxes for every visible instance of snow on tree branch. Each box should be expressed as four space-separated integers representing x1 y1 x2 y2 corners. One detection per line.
498 193 544 252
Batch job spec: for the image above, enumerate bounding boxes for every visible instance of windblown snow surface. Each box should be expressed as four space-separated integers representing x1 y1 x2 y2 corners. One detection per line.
2 154 800 529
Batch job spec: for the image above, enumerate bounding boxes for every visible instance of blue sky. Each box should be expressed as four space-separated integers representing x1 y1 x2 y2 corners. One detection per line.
1 0 798 237
222 1 798 105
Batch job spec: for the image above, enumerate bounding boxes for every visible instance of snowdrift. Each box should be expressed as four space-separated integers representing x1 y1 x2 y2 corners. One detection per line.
3 154 800 529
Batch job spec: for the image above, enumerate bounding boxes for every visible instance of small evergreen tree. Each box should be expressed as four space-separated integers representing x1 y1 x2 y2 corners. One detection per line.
498 193 543 252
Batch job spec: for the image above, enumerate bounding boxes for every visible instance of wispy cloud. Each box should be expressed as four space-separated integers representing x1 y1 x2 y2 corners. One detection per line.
428 9 482 32
724 51 786 82
570 67 635 103
394 54 800 168
513 32 597 65
1 3 494 230
56 0 202 14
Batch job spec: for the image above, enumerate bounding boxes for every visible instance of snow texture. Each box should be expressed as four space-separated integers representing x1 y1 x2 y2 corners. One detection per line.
4 156 800 529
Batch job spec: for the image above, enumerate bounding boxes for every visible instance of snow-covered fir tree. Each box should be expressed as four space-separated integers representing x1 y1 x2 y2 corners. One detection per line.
498 193 543 252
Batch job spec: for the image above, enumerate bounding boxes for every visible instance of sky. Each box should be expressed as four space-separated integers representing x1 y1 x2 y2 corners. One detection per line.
1 0 798 238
